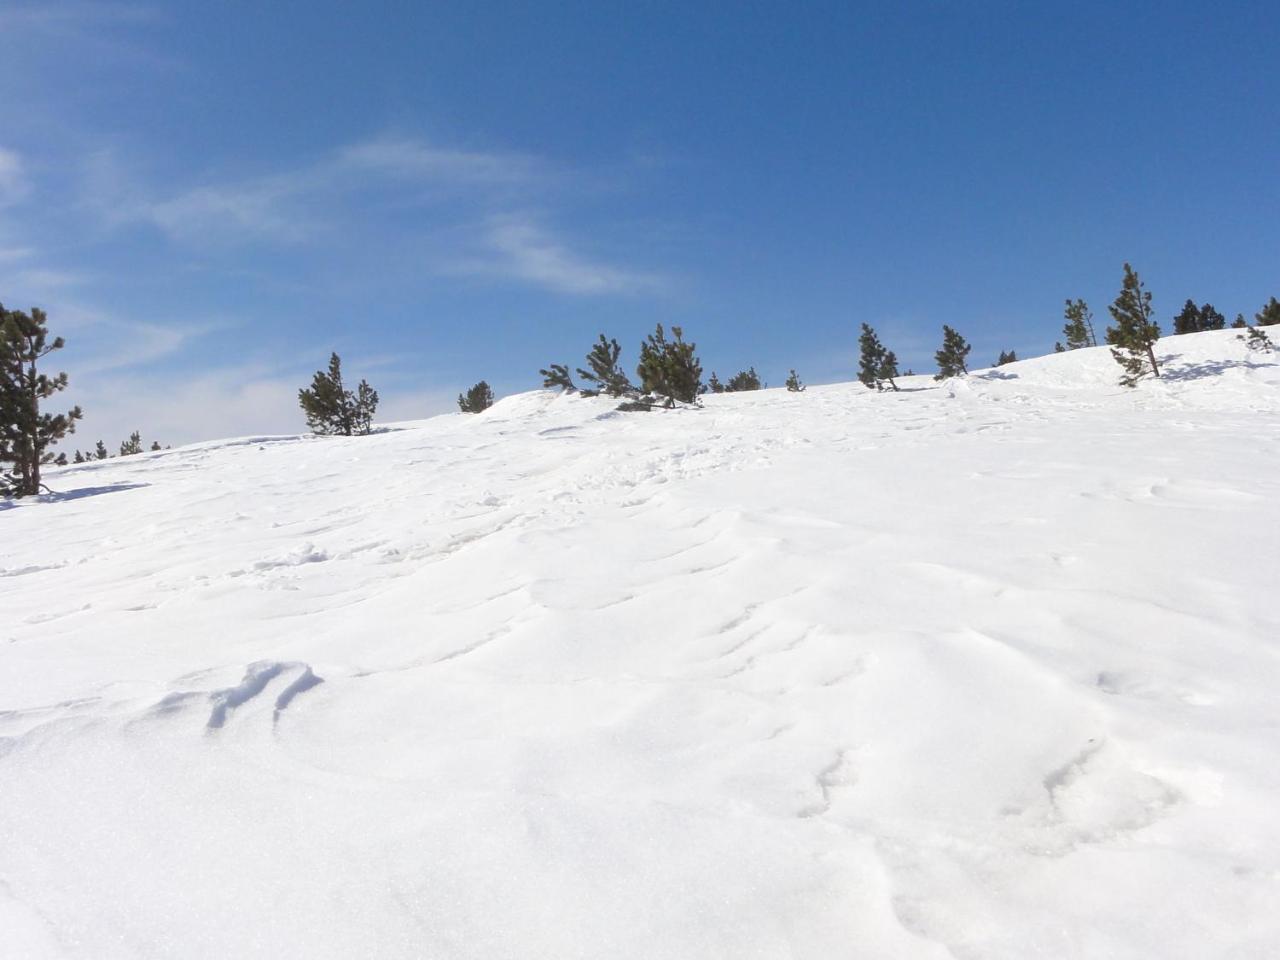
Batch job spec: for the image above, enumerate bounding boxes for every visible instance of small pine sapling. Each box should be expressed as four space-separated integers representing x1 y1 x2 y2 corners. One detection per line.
1062 299 1096 349
1232 314 1248 329
707 372 723 393
933 325 971 380
577 335 634 397
995 350 1017 366
457 381 494 414
785 369 805 392
1255 297 1280 327
540 364 577 392
95 440 109 460
858 323 899 391
1238 325 1274 353
1105 263 1161 387
724 367 762 392
636 324 703 407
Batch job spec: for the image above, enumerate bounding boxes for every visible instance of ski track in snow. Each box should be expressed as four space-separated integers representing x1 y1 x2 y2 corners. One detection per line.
1 330 1279 958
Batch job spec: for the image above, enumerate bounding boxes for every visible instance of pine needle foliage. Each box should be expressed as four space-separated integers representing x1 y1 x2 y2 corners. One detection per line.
1062 299 1097 349
94 440 109 460
724 367 762 392
933 325 971 380
1238 325 1274 353
539 363 576 391
1256 297 1280 327
858 323 900 391
577 335 634 397
1173 299 1225 334
119 431 143 456
1105 263 1161 387
785 369 805 392
996 350 1018 366
636 324 703 406
458 381 494 414
298 352 379 435
0 303 82 497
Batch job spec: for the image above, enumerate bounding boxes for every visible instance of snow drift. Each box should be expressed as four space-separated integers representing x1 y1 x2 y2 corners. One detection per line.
2 329 1279 958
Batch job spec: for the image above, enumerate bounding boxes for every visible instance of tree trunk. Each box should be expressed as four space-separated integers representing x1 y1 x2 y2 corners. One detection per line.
1147 344 1161 378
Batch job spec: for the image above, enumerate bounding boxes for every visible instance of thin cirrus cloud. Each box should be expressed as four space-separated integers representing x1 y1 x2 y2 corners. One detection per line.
88 135 544 243
457 215 667 296
0 147 29 206
80 135 668 296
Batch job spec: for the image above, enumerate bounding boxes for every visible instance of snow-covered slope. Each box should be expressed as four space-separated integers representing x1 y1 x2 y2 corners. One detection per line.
3 329 1279 959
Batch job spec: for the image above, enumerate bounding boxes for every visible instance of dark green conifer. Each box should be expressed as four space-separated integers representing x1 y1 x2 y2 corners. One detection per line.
1062 299 1096 349
1105 263 1161 387
858 323 899 391
995 350 1017 366
299 353 378 435
94 440 109 460
540 363 576 391
1232 313 1248 329
933 325 971 380
119 431 143 456
0 304 83 497
73 450 85 464
707 372 723 393
150 440 162 451
636 324 703 406
576 335 634 397
724 367 762 392
1255 297 1280 327
785 369 805 392
1238 325 1274 353
1174 299 1226 334
457 381 494 413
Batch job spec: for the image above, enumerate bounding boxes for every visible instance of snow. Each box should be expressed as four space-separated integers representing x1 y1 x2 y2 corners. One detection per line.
2 328 1278 959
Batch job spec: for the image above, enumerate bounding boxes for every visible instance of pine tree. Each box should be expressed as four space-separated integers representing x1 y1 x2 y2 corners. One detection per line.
576 335 633 397
1062 299 1096 349
1054 342 1066 353
1173 299 1199 335
636 324 703 406
707 372 724 393
119 431 143 456
785 369 805 392
457 381 494 413
1198 303 1225 331
73 450 85 464
353 380 379 433
298 353 378 435
94 440 109 460
0 304 83 497
1232 313 1248 329
1105 263 1161 387
1255 297 1280 327
1174 299 1225 334
1238 325 1274 353
54 452 67 466
995 350 1017 366
540 363 576 391
150 440 162 451
724 367 762 392
858 323 899 391
933 325 971 380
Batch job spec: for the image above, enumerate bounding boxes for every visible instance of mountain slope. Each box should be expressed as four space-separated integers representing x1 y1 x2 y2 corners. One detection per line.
2 329 1279 959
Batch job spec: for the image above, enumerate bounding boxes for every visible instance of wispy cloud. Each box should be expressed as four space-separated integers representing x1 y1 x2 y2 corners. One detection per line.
453 214 665 295
0 2 155 31
0 147 30 206
87 134 543 243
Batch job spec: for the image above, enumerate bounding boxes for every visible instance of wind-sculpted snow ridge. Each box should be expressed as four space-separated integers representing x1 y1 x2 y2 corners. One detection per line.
1 329 1278 958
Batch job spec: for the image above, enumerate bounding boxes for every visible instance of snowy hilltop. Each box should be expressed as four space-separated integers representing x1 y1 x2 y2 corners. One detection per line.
2 328 1279 959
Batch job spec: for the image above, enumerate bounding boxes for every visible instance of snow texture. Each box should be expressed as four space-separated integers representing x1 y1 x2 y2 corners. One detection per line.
1 329 1278 958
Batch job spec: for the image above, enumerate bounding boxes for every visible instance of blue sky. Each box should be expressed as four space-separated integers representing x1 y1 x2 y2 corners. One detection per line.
1 1 1277 444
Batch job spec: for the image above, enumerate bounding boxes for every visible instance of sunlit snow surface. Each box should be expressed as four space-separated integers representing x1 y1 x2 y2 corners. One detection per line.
2 330 1278 959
